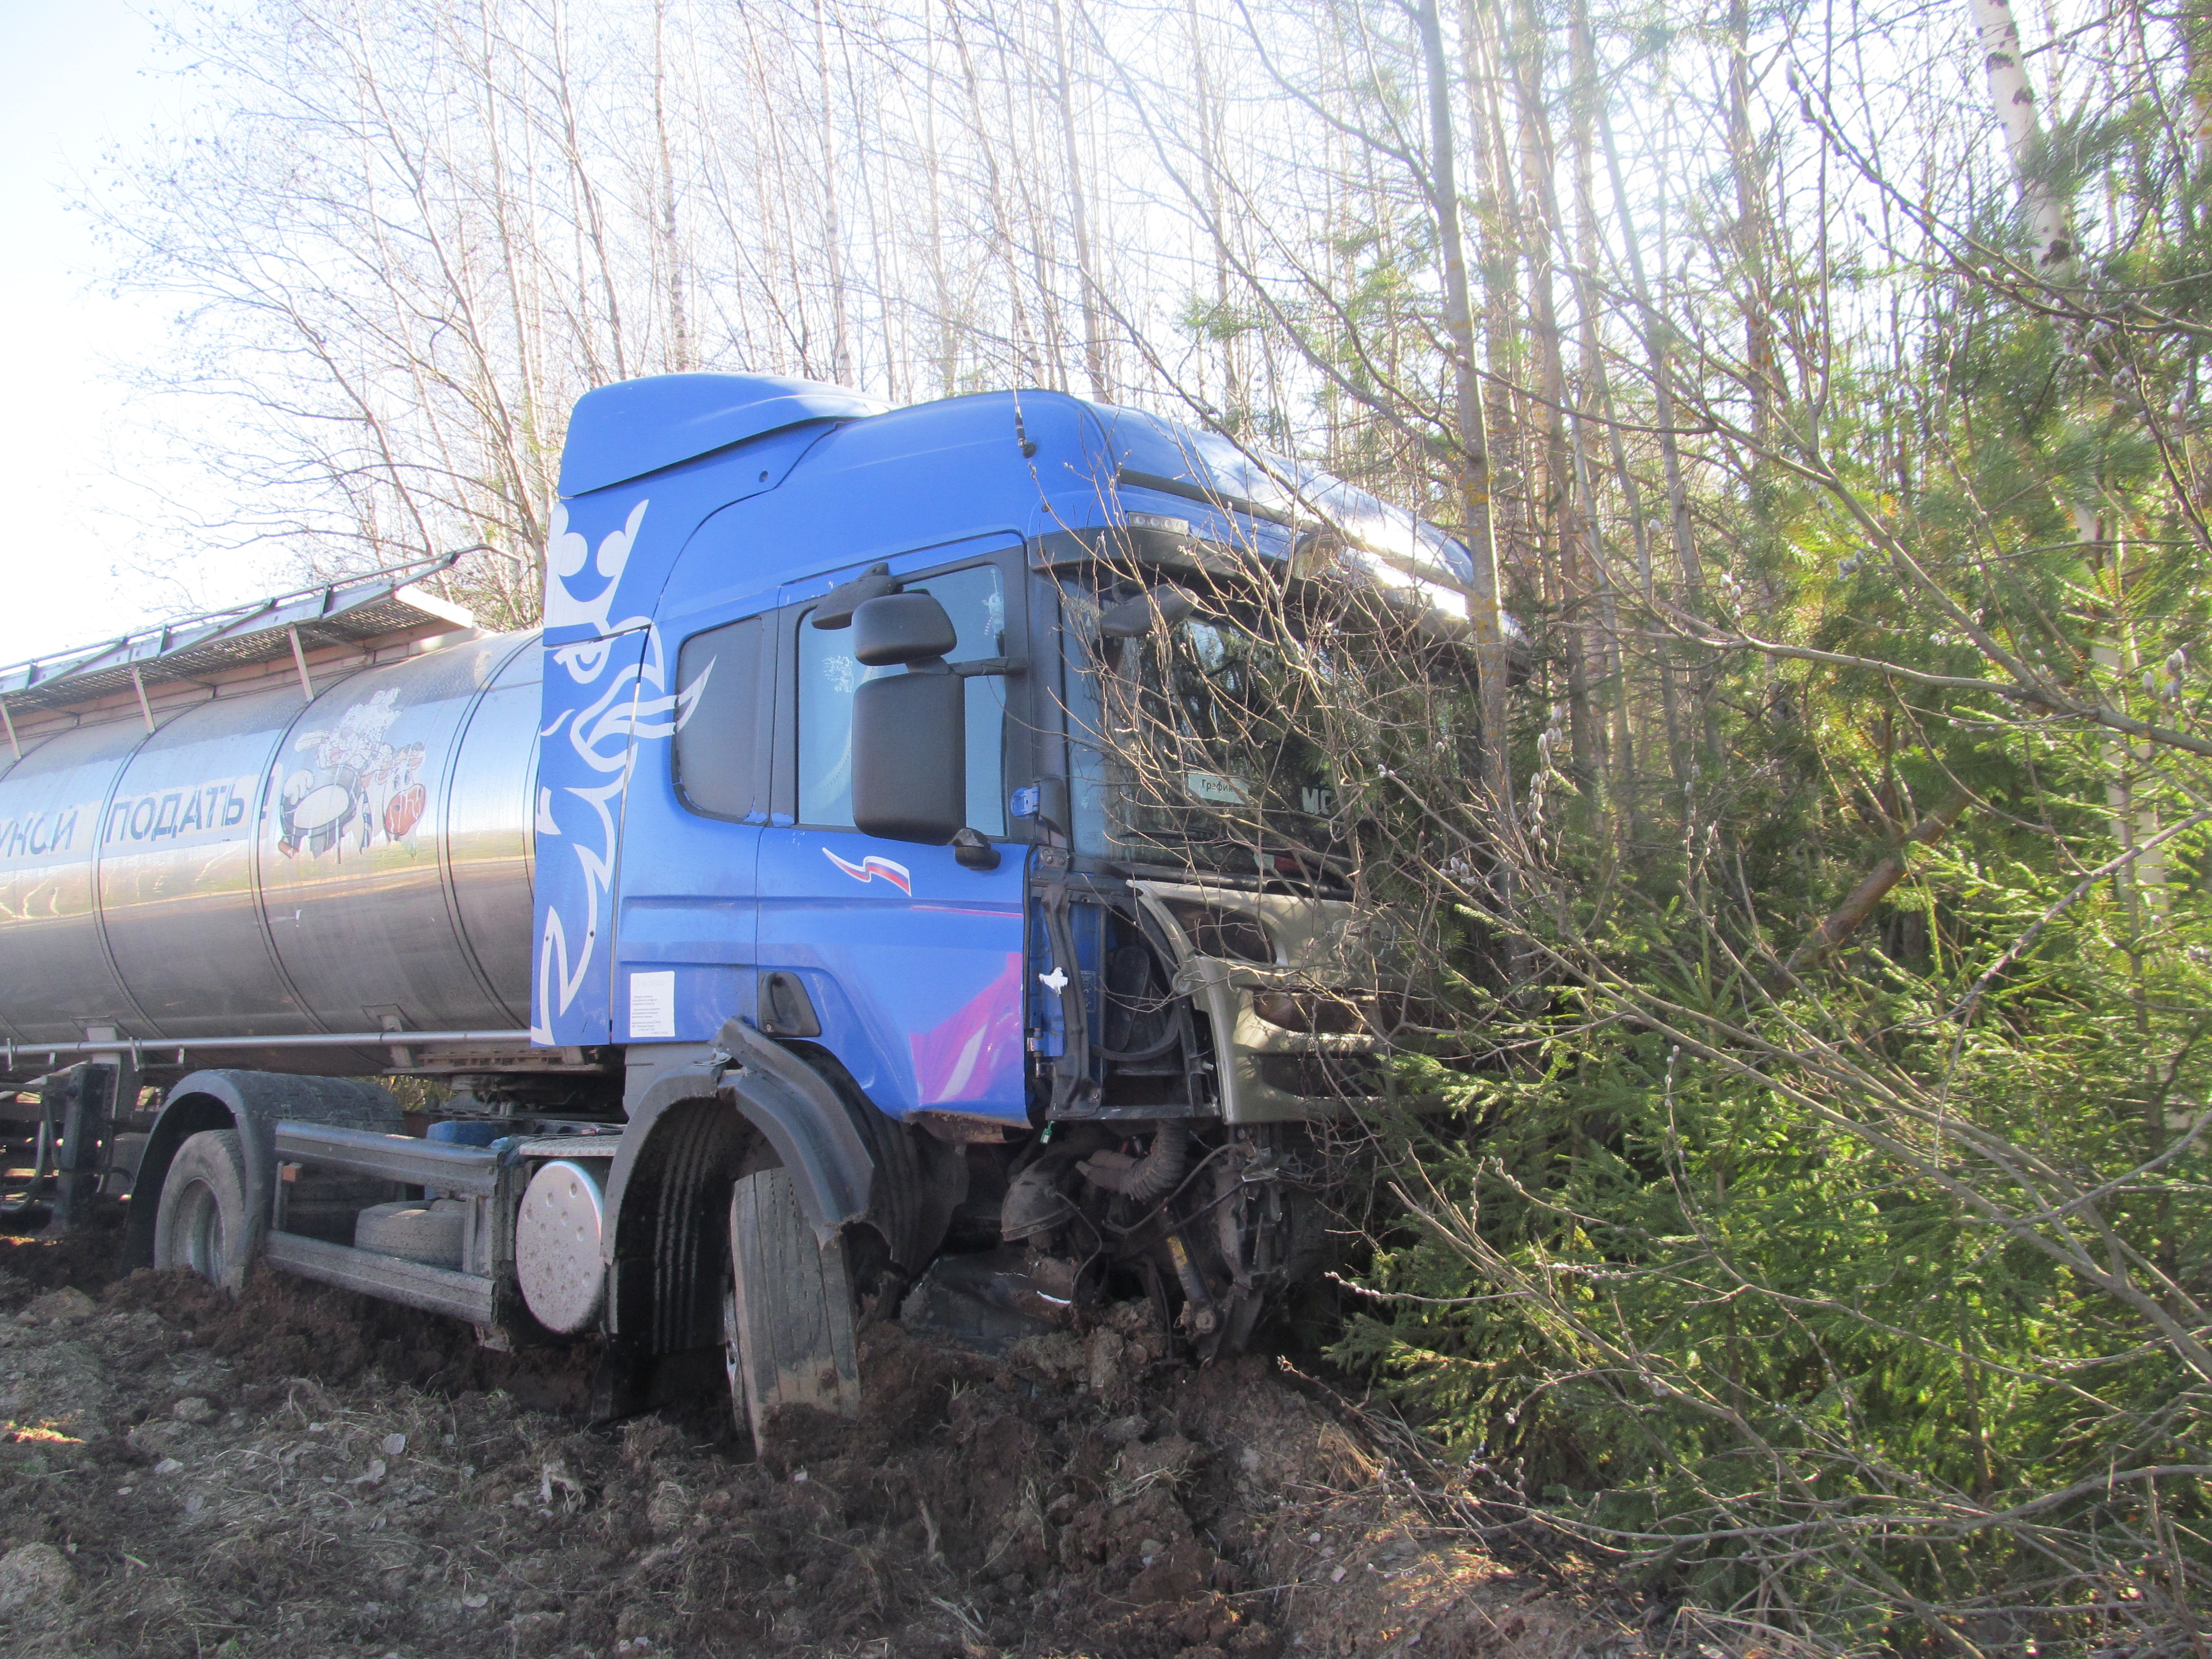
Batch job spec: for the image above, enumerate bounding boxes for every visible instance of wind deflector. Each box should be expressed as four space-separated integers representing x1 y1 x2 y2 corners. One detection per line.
1101 408 1307 525
559 372 889 497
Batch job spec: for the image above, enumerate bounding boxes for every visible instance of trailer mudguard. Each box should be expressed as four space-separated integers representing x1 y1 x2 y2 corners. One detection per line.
124 1070 403 1271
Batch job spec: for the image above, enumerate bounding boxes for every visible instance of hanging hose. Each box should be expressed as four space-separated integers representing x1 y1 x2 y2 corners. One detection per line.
1078 1122 1189 1206
1123 1123 1189 1205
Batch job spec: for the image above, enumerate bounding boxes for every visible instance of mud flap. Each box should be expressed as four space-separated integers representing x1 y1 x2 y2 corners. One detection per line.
726 1166 860 1448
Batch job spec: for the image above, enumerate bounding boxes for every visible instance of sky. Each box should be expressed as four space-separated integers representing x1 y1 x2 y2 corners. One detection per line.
0 1 254 669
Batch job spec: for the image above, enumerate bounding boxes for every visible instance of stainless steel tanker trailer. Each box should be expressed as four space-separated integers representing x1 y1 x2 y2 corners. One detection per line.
0 372 1463 1433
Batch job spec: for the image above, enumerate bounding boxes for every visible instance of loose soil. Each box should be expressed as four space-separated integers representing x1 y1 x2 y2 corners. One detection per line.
0 1217 1649 1658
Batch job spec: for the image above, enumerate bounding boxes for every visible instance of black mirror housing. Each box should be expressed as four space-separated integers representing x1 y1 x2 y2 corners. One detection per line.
853 668 966 843
1097 585 1197 639
853 592 959 666
812 562 901 630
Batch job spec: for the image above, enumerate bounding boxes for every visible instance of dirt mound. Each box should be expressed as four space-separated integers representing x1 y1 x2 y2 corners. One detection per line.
0 1230 1647 1658
0 1207 127 1297
103 1259 601 1415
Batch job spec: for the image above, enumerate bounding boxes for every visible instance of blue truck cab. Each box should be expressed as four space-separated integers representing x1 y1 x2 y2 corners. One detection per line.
0 369 1466 1438
540 374 1395 1096
533 373 1418 1409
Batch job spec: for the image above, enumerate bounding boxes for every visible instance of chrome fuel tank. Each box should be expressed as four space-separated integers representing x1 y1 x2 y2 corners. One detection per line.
0 631 540 1050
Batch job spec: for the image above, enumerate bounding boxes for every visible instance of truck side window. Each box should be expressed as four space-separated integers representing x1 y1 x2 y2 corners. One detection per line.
672 615 765 821
798 563 1007 836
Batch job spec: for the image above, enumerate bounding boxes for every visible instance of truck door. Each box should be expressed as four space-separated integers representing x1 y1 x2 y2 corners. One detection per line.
755 543 1029 1126
609 611 772 1046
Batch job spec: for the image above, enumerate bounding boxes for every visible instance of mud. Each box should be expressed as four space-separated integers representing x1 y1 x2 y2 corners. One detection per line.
0 1225 1648 1658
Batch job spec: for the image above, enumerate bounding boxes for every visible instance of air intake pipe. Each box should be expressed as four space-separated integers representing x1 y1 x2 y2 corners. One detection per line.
1077 1123 1189 1208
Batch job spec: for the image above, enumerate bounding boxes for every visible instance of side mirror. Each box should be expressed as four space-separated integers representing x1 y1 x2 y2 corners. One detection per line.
851 592 965 845
1097 585 1197 639
853 592 958 666
853 668 965 844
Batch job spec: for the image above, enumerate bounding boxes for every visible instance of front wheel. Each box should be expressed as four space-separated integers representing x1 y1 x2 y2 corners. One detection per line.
724 1165 860 1449
153 1129 253 1296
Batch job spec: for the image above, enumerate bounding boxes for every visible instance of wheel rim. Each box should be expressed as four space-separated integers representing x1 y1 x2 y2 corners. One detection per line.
174 1179 227 1283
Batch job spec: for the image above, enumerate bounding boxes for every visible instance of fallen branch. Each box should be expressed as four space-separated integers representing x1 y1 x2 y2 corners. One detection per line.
1778 792 1973 978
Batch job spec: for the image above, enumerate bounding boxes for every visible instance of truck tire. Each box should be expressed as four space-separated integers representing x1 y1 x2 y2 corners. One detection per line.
725 1166 861 1448
353 1199 467 1267
153 1130 252 1296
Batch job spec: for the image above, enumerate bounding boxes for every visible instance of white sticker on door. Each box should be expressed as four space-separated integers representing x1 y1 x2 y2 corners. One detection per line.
628 970 676 1039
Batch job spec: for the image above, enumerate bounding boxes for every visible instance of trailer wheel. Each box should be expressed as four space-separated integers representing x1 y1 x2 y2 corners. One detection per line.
724 1166 860 1449
153 1129 252 1296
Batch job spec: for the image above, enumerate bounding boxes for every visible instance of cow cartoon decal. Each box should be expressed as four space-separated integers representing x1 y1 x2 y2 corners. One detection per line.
275 688 431 860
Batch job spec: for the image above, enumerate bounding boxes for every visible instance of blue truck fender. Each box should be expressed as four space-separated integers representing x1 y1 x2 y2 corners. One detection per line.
710 1021 968 1279
596 1020 882 1353
602 1019 874 1263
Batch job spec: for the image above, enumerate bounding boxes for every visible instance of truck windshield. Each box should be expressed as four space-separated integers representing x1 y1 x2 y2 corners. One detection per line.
1064 583 1343 872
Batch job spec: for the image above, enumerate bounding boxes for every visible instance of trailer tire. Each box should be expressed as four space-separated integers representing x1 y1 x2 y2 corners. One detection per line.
725 1166 860 1450
153 1130 253 1296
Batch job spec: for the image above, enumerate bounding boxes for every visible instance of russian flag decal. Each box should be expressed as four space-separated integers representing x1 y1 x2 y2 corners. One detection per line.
822 847 913 894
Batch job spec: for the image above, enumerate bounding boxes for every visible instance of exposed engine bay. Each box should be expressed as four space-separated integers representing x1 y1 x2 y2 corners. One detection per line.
906 1119 1338 1363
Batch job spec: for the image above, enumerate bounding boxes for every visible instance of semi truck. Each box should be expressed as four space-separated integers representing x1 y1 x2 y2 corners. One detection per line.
0 373 1474 1436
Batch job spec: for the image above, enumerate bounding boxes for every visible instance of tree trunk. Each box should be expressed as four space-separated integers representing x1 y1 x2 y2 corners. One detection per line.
1418 0 1516 835
814 0 853 386
1965 0 2075 271
1513 0 1597 794
1050 0 1111 401
1462 0 1532 600
1727 0 1775 448
1565 0 1632 807
1598 98 1718 785
652 0 692 373
1962 0 2158 908
1781 792 1972 977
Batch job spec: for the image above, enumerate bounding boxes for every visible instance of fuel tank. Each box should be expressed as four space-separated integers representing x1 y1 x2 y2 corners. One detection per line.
0 630 541 1051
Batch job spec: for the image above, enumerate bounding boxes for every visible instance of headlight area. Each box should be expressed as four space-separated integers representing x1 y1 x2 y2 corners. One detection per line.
1249 988 1372 1034
1129 879 1388 1123
1228 986 1387 1118
1247 995 1380 1097
1158 900 1275 964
